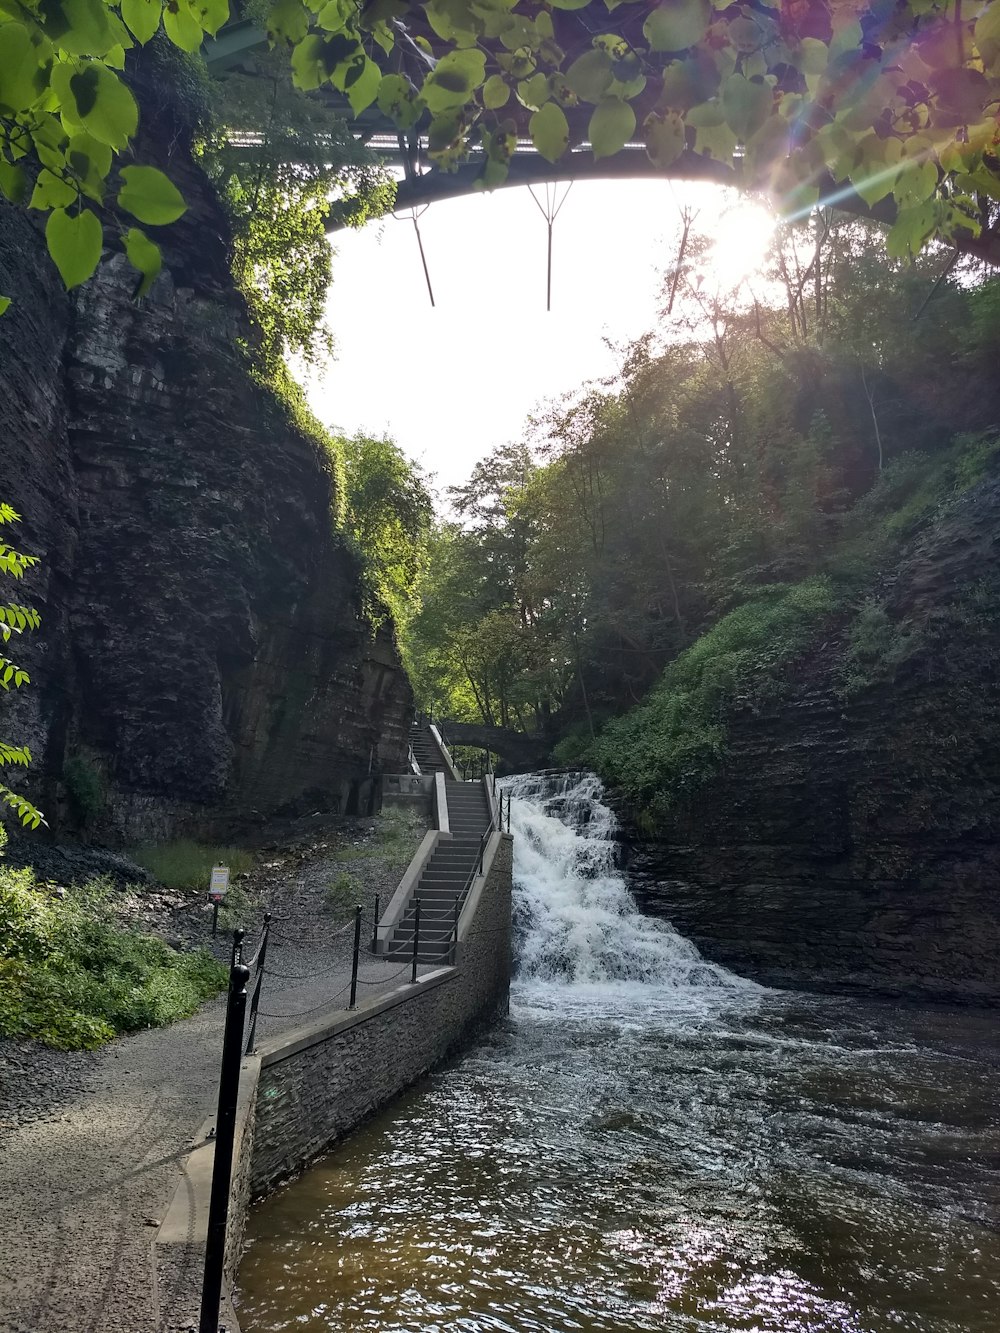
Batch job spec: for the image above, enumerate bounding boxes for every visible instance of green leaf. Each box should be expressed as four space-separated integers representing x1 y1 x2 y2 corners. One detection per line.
121 0 160 42
643 0 710 52
38 0 117 56
268 0 309 43
124 226 161 297
892 158 938 209
346 55 380 114
483 73 509 109
975 0 1000 71
644 110 686 167
290 34 325 89
45 206 103 289
67 131 113 199
566 49 613 103
886 201 937 260
548 0 589 8
422 48 486 112
0 298 10 317
0 23 40 112
117 165 186 225
517 72 550 110
54 63 138 148
659 57 719 111
163 0 203 50
721 73 771 140
589 97 635 159
317 0 351 28
529 100 569 162
30 168 77 210
377 73 420 127
0 160 27 205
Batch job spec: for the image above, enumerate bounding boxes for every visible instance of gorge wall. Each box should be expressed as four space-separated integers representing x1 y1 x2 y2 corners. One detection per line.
629 473 1000 1004
0 94 411 848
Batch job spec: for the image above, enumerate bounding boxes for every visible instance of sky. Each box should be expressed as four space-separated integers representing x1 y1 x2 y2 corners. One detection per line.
304 177 762 498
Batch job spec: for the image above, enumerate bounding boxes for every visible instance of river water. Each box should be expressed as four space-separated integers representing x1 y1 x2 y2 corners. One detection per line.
237 773 1000 1333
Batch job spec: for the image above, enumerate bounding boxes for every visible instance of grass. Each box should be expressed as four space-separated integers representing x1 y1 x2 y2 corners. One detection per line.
591 576 840 828
130 840 255 892
330 807 423 865
326 871 363 914
0 832 226 1051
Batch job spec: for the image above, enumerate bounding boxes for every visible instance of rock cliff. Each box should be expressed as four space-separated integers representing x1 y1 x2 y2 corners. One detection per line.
628 474 1000 1003
0 97 412 846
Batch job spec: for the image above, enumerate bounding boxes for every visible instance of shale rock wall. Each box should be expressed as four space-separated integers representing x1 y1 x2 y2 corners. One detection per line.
0 100 411 846
629 474 1000 1003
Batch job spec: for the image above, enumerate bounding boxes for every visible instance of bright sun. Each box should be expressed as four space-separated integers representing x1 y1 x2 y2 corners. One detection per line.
702 200 777 292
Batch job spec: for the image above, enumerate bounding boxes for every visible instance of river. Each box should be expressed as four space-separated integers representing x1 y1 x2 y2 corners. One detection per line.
237 772 1000 1333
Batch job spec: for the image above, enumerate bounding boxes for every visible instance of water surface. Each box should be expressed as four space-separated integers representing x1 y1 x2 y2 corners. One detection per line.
238 774 1000 1333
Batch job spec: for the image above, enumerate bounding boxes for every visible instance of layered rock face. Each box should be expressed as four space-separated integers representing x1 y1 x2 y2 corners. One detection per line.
629 476 1000 1003
0 110 411 846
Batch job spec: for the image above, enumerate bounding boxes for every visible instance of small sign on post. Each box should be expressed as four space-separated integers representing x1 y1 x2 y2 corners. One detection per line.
209 865 229 937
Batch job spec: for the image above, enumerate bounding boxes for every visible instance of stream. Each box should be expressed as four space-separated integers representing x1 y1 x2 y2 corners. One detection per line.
237 772 1000 1333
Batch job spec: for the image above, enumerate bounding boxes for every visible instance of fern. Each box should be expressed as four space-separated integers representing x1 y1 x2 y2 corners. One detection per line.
0 504 44 829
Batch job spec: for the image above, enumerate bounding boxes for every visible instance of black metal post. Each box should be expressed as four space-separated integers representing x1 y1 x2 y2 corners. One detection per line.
243 915 271 1057
212 901 219 937
371 893 380 953
199 960 250 1333
479 833 485 876
349 904 362 1009
411 896 421 984
452 896 459 964
230 928 245 968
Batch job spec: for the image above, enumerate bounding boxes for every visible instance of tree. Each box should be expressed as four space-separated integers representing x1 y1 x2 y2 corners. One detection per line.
198 53 395 367
1 0 1000 319
0 505 44 830
342 433 433 627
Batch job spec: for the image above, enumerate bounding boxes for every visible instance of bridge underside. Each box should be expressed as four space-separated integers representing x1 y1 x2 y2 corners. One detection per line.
441 721 551 774
202 22 890 234
202 23 999 265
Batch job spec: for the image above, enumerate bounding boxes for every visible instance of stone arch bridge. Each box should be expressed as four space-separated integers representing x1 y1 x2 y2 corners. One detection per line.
438 720 551 774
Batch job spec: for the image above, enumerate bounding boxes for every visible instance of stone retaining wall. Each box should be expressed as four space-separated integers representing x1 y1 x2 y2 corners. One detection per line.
247 832 513 1197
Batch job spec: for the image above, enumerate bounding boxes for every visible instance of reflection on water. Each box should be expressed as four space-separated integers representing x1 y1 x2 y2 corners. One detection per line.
237 775 1000 1332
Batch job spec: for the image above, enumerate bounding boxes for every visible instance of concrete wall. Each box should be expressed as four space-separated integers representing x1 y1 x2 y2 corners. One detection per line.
248 832 512 1195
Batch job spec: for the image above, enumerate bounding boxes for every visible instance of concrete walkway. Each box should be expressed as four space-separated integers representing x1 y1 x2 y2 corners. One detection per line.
0 840 429 1333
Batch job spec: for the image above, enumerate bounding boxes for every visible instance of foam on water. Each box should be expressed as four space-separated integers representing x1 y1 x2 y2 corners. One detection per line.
503 770 758 1012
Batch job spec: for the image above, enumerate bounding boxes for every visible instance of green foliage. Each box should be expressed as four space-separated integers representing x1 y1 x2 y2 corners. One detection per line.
0 0 997 317
340 433 433 628
0 504 43 830
0 856 226 1050
63 753 106 826
130 839 254 890
838 601 923 699
592 577 840 821
250 360 347 528
197 53 394 369
331 806 423 864
326 870 361 913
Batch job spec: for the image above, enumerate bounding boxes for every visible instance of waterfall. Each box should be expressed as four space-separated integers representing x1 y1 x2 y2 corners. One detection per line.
504 771 757 1005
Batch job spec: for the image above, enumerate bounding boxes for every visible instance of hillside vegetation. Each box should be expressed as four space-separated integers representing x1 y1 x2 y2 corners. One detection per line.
404 216 1000 828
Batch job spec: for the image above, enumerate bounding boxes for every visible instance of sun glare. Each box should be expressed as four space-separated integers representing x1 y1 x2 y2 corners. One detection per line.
702 201 777 292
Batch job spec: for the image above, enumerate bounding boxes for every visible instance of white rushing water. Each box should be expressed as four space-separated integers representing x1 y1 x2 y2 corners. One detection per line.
504 770 758 1009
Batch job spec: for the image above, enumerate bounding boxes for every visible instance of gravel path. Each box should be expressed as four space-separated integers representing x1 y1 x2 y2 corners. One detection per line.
0 809 430 1333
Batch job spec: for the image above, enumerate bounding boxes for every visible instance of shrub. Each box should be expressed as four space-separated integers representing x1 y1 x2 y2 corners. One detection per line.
838 601 923 698
0 857 226 1051
63 754 106 826
327 871 363 914
130 840 254 891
